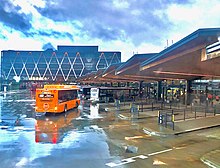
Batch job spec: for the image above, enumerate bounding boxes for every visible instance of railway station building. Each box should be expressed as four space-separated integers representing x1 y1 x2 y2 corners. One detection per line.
0 45 121 89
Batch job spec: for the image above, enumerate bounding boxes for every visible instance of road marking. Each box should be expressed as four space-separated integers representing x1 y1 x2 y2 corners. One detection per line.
106 155 148 167
106 149 173 167
125 135 151 140
173 146 186 150
15 157 28 167
153 159 167 165
109 124 130 129
118 114 129 120
148 148 173 156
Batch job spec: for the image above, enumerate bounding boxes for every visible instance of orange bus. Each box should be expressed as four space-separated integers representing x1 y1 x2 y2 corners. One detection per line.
35 85 80 114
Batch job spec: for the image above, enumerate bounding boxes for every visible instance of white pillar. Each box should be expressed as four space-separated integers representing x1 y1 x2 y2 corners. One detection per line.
3 86 7 92
0 96 2 122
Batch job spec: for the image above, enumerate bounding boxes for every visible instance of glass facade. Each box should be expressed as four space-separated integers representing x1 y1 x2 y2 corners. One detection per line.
1 46 121 82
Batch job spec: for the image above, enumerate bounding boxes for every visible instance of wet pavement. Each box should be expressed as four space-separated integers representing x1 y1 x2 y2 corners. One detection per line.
0 90 116 168
107 103 220 168
0 90 220 168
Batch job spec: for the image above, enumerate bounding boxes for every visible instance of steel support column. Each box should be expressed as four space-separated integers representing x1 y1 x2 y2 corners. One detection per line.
157 81 162 101
185 80 192 105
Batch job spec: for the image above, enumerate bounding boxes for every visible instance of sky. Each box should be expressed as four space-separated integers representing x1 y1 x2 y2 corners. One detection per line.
0 0 220 62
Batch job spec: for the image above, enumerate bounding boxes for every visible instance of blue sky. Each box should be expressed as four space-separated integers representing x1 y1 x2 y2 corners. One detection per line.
0 0 220 61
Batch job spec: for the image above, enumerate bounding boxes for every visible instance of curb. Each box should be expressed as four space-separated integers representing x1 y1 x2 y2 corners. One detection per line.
200 150 220 168
200 158 219 168
143 124 220 137
118 113 157 120
174 124 220 135
143 127 173 137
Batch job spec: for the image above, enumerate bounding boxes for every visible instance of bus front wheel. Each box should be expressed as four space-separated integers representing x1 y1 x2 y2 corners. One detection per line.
76 102 79 108
64 105 67 113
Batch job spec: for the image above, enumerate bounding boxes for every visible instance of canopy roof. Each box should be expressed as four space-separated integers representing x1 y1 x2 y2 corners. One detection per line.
77 28 220 84
140 28 220 80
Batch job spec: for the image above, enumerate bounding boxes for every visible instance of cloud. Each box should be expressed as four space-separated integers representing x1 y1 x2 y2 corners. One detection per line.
0 0 219 62
0 0 74 43
35 30 74 41
164 0 220 43
0 0 194 48
0 30 7 40
0 0 32 32
35 0 192 46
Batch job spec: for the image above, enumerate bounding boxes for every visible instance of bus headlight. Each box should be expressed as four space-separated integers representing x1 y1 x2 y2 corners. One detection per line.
55 106 57 111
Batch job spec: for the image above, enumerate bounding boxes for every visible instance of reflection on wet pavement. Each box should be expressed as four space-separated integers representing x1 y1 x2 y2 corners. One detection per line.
0 90 119 168
35 109 80 143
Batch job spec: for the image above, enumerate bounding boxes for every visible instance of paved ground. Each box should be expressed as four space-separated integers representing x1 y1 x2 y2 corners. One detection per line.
1 93 220 167
104 101 220 168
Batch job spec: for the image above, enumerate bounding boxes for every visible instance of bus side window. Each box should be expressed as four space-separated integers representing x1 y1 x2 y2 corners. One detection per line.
58 91 61 103
73 90 77 99
67 92 72 101
71 90 77 99
64 90 69 101
58 90 65 103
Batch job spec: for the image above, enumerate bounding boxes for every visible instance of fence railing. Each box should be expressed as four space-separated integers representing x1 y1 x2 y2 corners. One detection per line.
112 98 220 122
158 110 175 130
157 105 220 122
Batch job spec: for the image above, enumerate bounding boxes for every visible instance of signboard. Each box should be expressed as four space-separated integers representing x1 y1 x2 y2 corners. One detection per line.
39 94 54 98
204 41 220 60
90 88 99 101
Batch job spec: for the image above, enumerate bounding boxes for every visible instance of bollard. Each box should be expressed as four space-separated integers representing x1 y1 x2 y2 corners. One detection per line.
184 109 186 120
172 110 174 130
214 106 216 116
195 108 197 119
172 114 175 130
152 102 154 111
172 114 175 122
158 111 161 124
165 113 167 128
160 114 163 124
